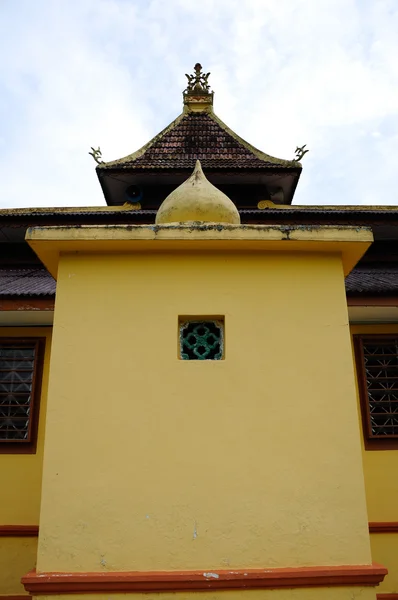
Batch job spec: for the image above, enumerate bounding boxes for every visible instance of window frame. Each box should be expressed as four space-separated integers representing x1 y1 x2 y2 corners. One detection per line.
0 337 45 454
354 333 398 450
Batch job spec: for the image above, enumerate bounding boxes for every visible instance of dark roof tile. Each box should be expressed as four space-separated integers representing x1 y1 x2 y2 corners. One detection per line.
99 112 299 171
0 267 56 297
345 267 398 295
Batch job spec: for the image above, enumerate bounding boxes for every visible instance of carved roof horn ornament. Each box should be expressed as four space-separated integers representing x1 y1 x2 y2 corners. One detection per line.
183 63 214 111
294 144 309 162
89 146 103 164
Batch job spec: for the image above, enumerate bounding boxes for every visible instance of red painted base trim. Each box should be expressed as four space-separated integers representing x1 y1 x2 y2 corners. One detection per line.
0 525 39 537
22 563 387 594
369 522 398 533
377 595 398 599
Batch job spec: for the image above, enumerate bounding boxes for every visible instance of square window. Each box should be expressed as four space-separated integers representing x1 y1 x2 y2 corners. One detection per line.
0 338 45 453
180 319 224 360
354 334 398 450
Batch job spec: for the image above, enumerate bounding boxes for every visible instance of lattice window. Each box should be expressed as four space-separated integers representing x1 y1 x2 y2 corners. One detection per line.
355 335 398 448
180 320 224 360
0 339 44 452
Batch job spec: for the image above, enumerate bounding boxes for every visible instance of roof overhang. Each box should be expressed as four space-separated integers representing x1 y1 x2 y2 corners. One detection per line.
97 168 301 207
0 298 54 326
348 306 398 324
26 223 372 279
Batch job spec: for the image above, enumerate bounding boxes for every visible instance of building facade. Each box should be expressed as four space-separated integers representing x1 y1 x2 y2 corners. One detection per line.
1 65 398 600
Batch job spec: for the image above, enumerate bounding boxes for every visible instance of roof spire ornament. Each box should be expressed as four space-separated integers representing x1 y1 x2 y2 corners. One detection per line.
183 63 214 112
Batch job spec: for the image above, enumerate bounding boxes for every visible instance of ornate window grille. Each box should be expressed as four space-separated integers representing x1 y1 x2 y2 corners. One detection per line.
355 334 398 449
0 339 44 453
180 320 223 360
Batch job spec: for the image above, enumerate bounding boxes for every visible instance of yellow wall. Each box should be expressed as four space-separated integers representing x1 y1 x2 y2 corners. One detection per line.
351 323 398 521
0 537 37 595
0 327 51 523
351 323 398 594
0 326 51 594
370 533 398 593
36 249 371 576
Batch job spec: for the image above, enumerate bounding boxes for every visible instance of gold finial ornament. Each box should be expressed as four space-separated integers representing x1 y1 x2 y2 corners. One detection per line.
185 63 211 93
183 63 214 112
155 160 240 225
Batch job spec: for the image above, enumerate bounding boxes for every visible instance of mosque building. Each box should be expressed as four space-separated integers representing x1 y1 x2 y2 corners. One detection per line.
1 64 397 600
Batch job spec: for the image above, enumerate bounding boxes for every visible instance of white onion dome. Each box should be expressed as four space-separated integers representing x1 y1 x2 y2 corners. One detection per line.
155 160 240 225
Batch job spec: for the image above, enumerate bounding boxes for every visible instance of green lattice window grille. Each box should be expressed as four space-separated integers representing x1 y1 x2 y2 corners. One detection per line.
0 338 44 452
180 320 224 360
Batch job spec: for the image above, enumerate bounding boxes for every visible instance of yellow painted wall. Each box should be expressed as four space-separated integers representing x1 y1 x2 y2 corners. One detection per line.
0 537 37 594
370 533 398 593
36 249 371 576
351 324 398 521
351 323 398 594
0 326 51 594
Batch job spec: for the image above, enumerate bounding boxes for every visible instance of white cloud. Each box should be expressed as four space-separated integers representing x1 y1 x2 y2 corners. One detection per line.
0 0 397 207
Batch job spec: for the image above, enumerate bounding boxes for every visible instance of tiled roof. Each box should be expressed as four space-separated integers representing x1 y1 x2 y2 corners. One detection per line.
98 112 300 171
345 267 398 295
0 267 56 297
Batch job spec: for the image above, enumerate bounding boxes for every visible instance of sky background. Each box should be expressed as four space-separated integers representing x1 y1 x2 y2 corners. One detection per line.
0 0 397 208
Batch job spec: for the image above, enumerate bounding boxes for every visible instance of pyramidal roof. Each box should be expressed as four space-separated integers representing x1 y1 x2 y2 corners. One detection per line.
97 64 301 173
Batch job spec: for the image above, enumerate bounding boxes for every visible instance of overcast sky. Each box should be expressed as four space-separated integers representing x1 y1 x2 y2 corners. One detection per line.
0 0 397 208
